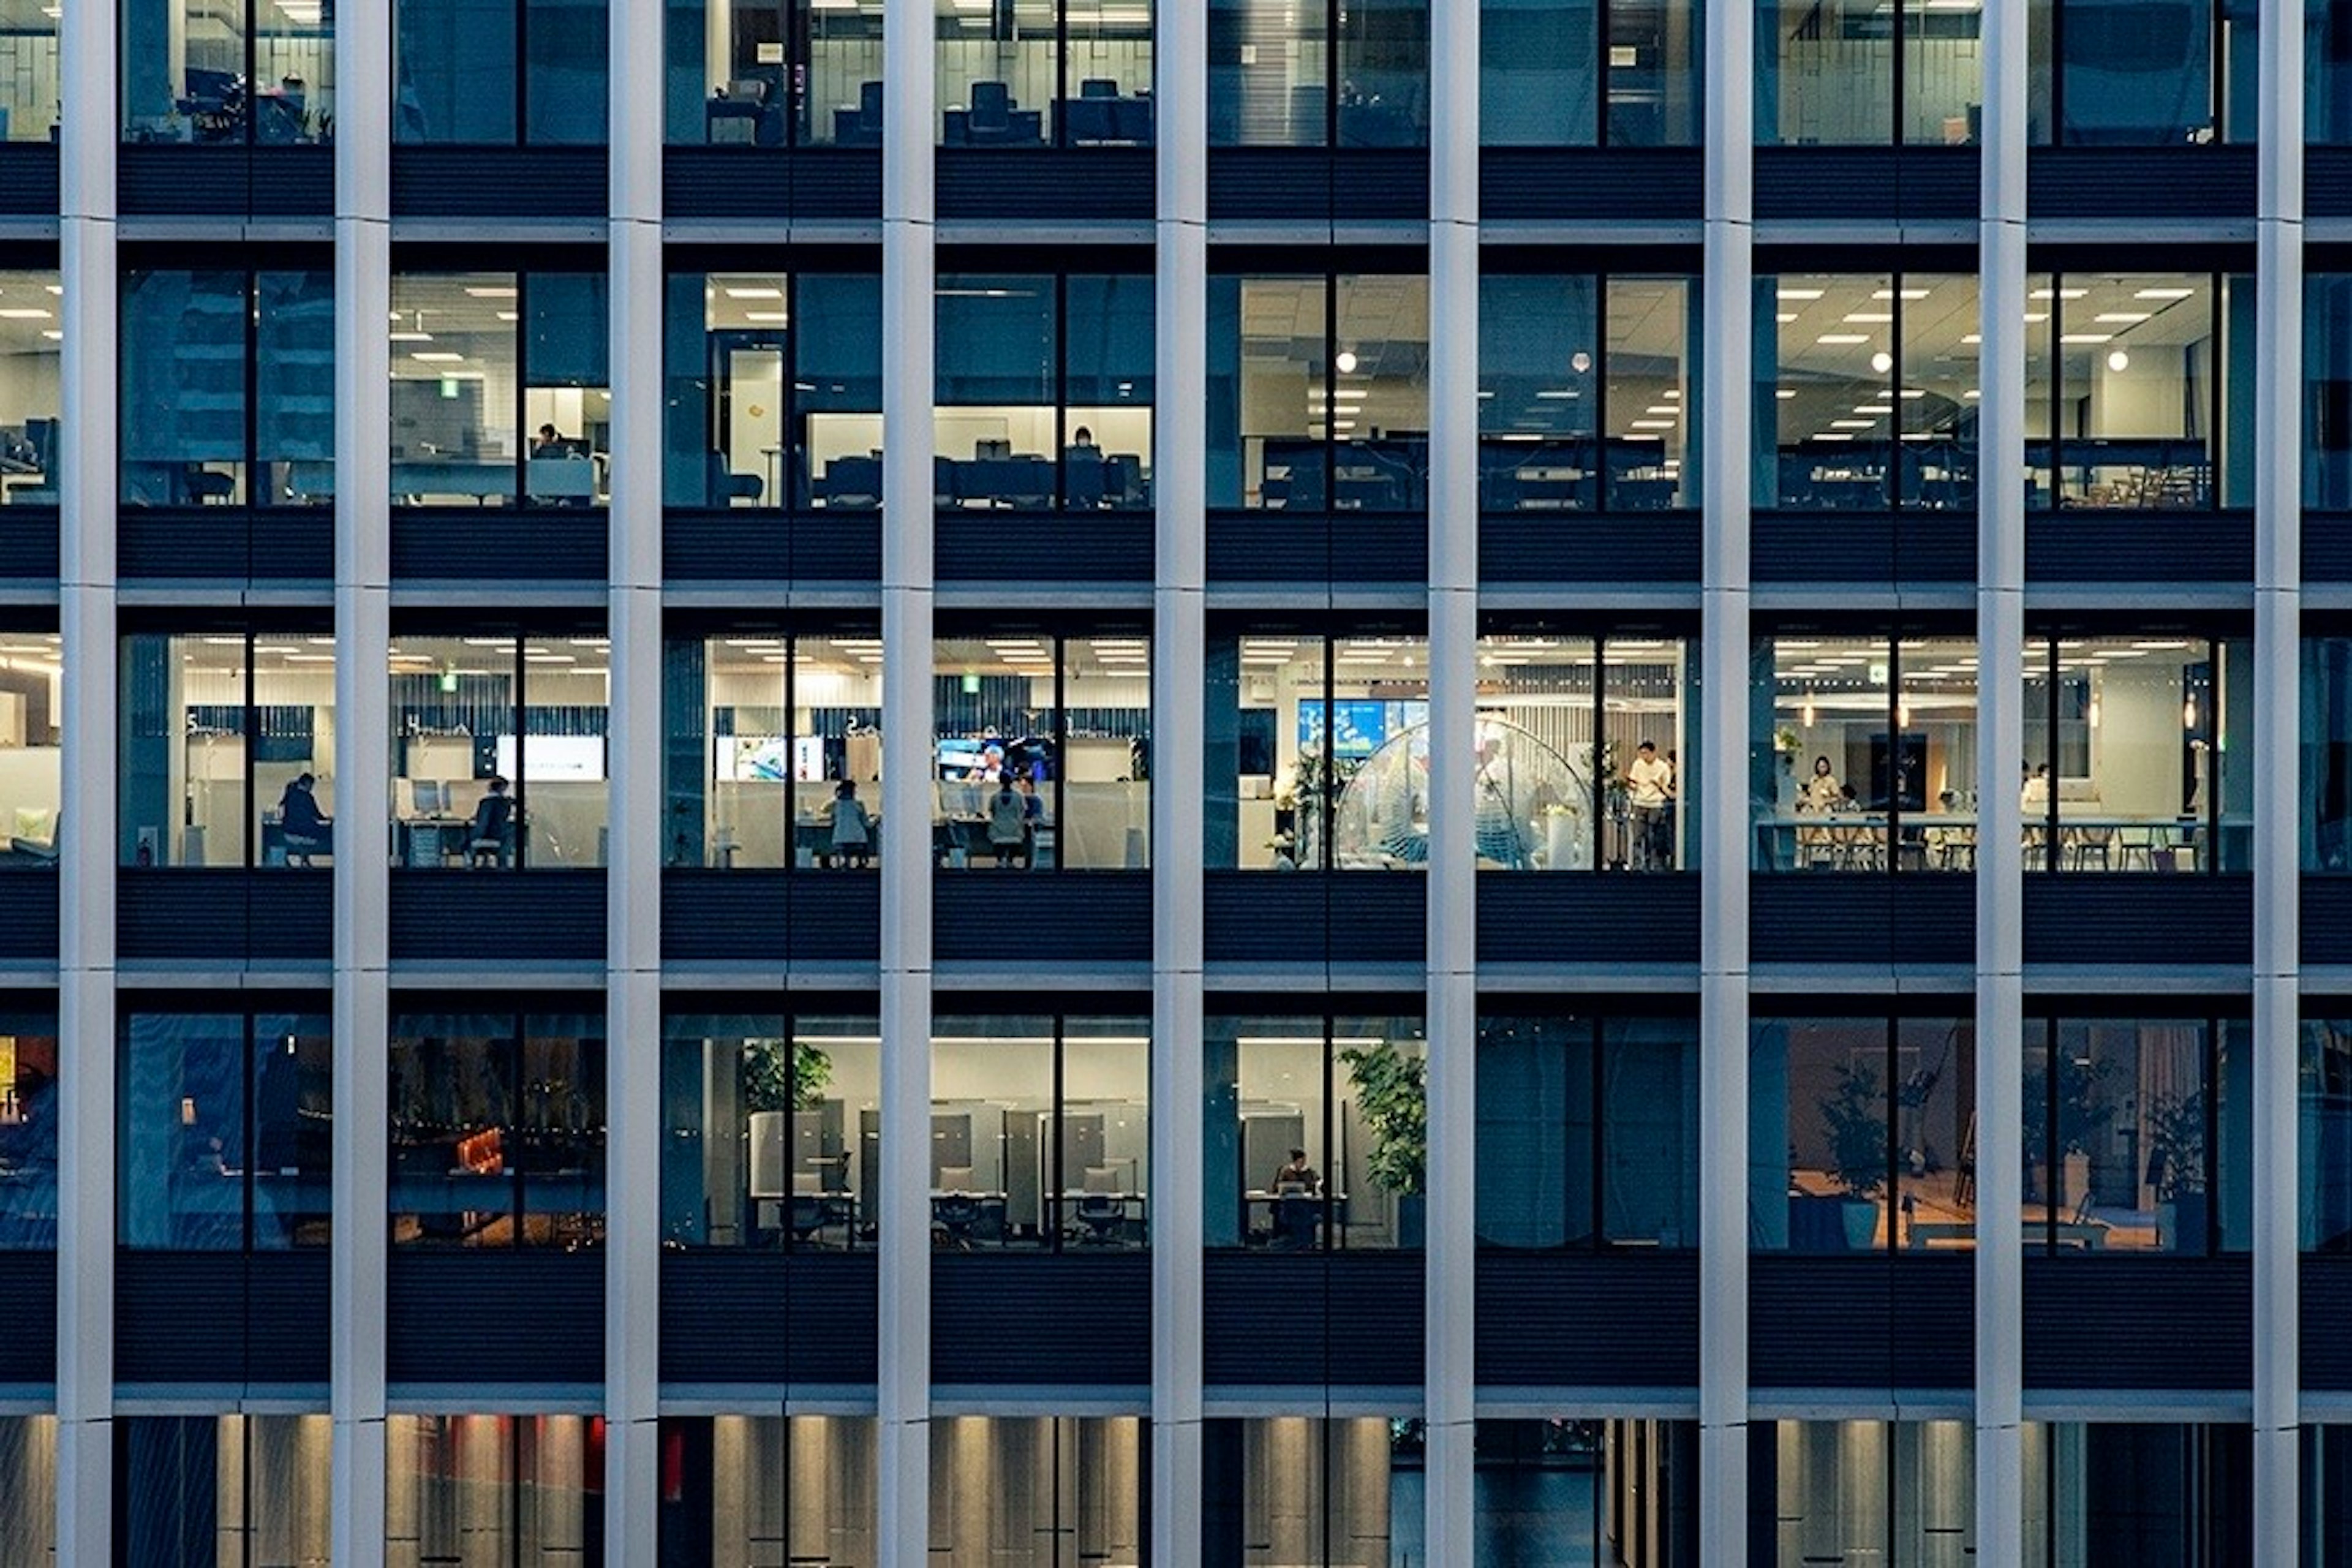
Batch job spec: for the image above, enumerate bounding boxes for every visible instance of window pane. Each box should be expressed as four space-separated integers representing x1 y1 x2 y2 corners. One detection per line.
123 0 245 141
2049 636 2234 872
1064 274 1155 510
1894 1017 1975 1250
1472 633 1599 872
121 271 248 506
1205 631 1321 870
0 1017 56 1248
930 1417 1145 1562
930 1017 1053 1246
2307 636 2352 872
2316 0 2352 142
520 635 611 867
390 635 510 869
797 633 885 864
1607 276 1694 510
1065 1 1153 144
254 271 335 505
1329 633 1431 869
1479 275 1599 514
2308 276 2352 508
1209 275 1327 510
1757 635 1891 872
1898 636 1980 871
248 1014 332 1248
2049 1019 2211 1253
1210 0 1327 145
1608 0 1700 144
120 1012 247 1248
2302 1017 2352 1251
1482 0 1597 146
254 635 336 865
1335 0 1428 147
1603 1017 1697 1246
2049 274 2217 510
663 271 791 510
1900 275 1979 510
657 1416 878 1559
0 3 56 145
1760 0 1894 145
1334 274 1429 512
395 0 518 143
674 635 785 869
524 0 609 143
1753 1018 1890 1253
1063 636 1151 869
2052 0 2215 145
387 1415 601 1562
0 272 59 503
799 273 886 509
1333 1014 1426 1248
936 275 1056 510
0 631 61 873
389 1017 519 1245
935 0 1051 147
391 273 521 506
1216 1419 1406 1558
1761 274 1896 511
119 632 247 868
1604 638 1689 872
120 1417 332 1567
1205 1016 1321 1248
1062 1016 1150 1245
1475 1014 1586 1248
1905 0 1983 144
935 635 1054 869
524 272 611 505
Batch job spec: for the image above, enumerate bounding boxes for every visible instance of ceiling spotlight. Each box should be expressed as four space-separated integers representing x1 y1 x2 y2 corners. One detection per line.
1870 351 1894 375
1570 350 1592 374
1335 350 1359 374
2108 349 2130 372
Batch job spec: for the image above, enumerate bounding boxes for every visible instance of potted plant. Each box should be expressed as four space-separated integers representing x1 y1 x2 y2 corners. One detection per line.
2145 1088 2208 1253
1339 1041 1426 1248
2052 1054 2116 1218
1819 1061 1890 1250
744 1040 833 1202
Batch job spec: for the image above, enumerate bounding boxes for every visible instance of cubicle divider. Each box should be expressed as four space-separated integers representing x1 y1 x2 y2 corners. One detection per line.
0 145 55 219
118 145 331 219
1478 148 1703 224
0 874 56 961
389 146 608 219
385 1251 605 1385
1205 148 1429 224
2024 508 2253 584
388 869 606 964
660 870 881 965
1750 876 1973 970
1204 512 1425 588
1477 873 1700 968
1202 871 1427 971
2301 1259 2352 1389
934 872 1150 967
390 506 609 584
2021 1255 2252 1391
1472 1251 1700 1390
935 148 1152 223
2021 875 2253 967
936 511 1151 586
117 867 332 963
2028 146 2260 221
1200 1251 1423 1389
0 1251 52 1382
115 1250 329 1385
663 147 884 221
1752 510 1975 588
661 509 882 586
118 507 334 584
1748 1253 1972 1392
1478 513 1700 588
1752 146 1977 224
930 1253 1152 1385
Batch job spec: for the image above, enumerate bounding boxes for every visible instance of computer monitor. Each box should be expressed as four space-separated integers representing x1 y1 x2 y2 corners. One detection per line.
409 780 447 815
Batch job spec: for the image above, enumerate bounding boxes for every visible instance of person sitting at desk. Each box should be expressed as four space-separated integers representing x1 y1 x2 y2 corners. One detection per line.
530 423 574 458
1800 755 1842 812
827 780 873 869
987 780 1029 867
1071 425 1099 454
276 772 331 864
1271 1148 1321 1196
468 775 514 867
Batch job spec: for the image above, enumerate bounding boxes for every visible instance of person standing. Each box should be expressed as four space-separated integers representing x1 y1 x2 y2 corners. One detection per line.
827 780 874 869
1624 739 1675 870
987 779 1029 867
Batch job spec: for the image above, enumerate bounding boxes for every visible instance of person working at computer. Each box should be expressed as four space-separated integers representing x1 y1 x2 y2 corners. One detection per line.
468 775 514 867
531 423 573 458
1624 739 1674 870
987 779 1028 867
828 780 873 869
1071 426 1099 453
276 772 331 864
1271 1148 1321 1196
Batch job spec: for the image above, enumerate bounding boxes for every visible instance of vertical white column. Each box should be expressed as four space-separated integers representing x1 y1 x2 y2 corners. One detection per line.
1973 0 2029 1556
1422 0 1479 1557
331 0 394 1548
1697 0 1754 1552
55 0 115 1555
2252 0 2305 1549
605 0 667 1551
1150 0 1208 1555
878 0 937 1559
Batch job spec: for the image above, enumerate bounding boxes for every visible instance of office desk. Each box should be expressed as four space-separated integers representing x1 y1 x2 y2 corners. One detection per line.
392 459 513 502
397 816 486 867
1242 1189 1351 1247
1754 813 2218 873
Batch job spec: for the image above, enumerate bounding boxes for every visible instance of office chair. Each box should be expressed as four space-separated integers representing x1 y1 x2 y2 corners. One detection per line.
932 1192 981 1250
1073 1191 1126 1246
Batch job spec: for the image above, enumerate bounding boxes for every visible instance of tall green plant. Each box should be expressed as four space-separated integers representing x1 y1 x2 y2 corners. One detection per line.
1340 1043 1427 1197
1820 1062 1889 1199
743 1041 833 1115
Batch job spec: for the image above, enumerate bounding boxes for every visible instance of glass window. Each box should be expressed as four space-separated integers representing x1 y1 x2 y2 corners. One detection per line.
1480 275 1599 511
1759 0 1981 145
930 1418 1144 1561
0 629 59 872
1754 633 1980 873
116 1416 333 1568
2309 276 2352 508
657 1417 876 1561
394 0 606 143
0 271 60 505
0 1419 51 1565
122 0 332 143
2022 632 2247 873
388 1011 606 1248
119 1011 331 1250
932 1016 1148 1249
2026 1016 2243 1254
389 630 611 870
119 628 337 869
1336 0 1428 146
1760 1422 1977 1562
1205 1012 1426 1250
392 271 610 507
121 269 334 507
934 0 1052 147
2316 0 2352 142
1210 0 1329 145
660 1013 879 1250
0 1013 55 1249
2034 0 2244 145
1202 1419 1419 1560
933 628 1150 871
386 1415 603 1562
1606 0 1700 143
2306 635 2352 872
1475 1011 1697 1250
2029 1423 2252 1559
0 5 55 145
1482 0 1599 145
2028 274 2245 511
668 0 887 146
1751 1016 1977 1253
1063 274 1155 509
1472 1420 1696 1564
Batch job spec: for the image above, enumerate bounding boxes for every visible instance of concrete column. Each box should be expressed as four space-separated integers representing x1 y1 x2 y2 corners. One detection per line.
1150 0 1208 1554
878 0 937 1558
605 0 667 1551
55 0 115 1553
2252 0 2305 1548
331 0 393 1556
1973 0 2029 1555
1698 0 1753 1551
1422 0 1479 1555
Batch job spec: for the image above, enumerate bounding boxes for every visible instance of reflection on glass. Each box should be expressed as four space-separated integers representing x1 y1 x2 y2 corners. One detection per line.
797 274 887 508
1608 0 1699 142
123 0 335 143
2031 276 2225 511
1472 1419 1696 1565
390 272 522 504
1481 0 1599 145
117 1416 332 1566
2024 1423 2252 1558
1761 274 1895 510
0 1418 51 1565
386 1415 601 1561
1205 1014 1427 1250
1210 275 1325 508
669 0 889 146
1765 1422 1976 1562
1480 276 1599 512
2038 0 2231 145
2027 1017 2241 1254
0 4 55 145
1205 1419 1417 1561
2309 1020 2352 1251
657 1417 877 1561
936 276 1055 508
1759 0 1982 145
930 1017 1148 1249
122 270 336 507
2307 277 2352 509
119 1011 331 1250
1210 0 1329 145
660 1014 879 1249
931 1418 1144 1561
0 631 58 873
0 1016 54 1249
394 0 519 142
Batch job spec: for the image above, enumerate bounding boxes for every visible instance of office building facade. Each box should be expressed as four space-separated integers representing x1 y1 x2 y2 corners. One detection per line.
0 0 2341 1559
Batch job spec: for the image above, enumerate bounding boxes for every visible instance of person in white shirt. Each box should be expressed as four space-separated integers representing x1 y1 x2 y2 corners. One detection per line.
1624 739 1676 870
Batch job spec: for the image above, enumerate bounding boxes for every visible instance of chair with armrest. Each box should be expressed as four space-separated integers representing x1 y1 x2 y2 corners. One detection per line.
1072 1164 1127 1245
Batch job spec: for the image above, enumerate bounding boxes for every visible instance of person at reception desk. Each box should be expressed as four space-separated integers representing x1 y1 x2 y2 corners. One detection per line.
828 780 874 869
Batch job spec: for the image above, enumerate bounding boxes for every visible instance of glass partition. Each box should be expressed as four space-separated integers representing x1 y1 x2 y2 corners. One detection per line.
934 0 1152 146
386 1415 602 1562
119 628 336 868
0 1011 56 1249
657 1417 877 1562
395 0 607 143
930 1015 1148 1250
1754 632 1980 873
1205 1011 1427 1250
660 1012 880 1250
123 0 332 143
2032 0 2247 144
1751 1014 1977 1253
119 1010 331 1250
930 1417 1145 1562
390 630 609 869
116 1416 333 1567
667 0 886 146
388 1010 606 1248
